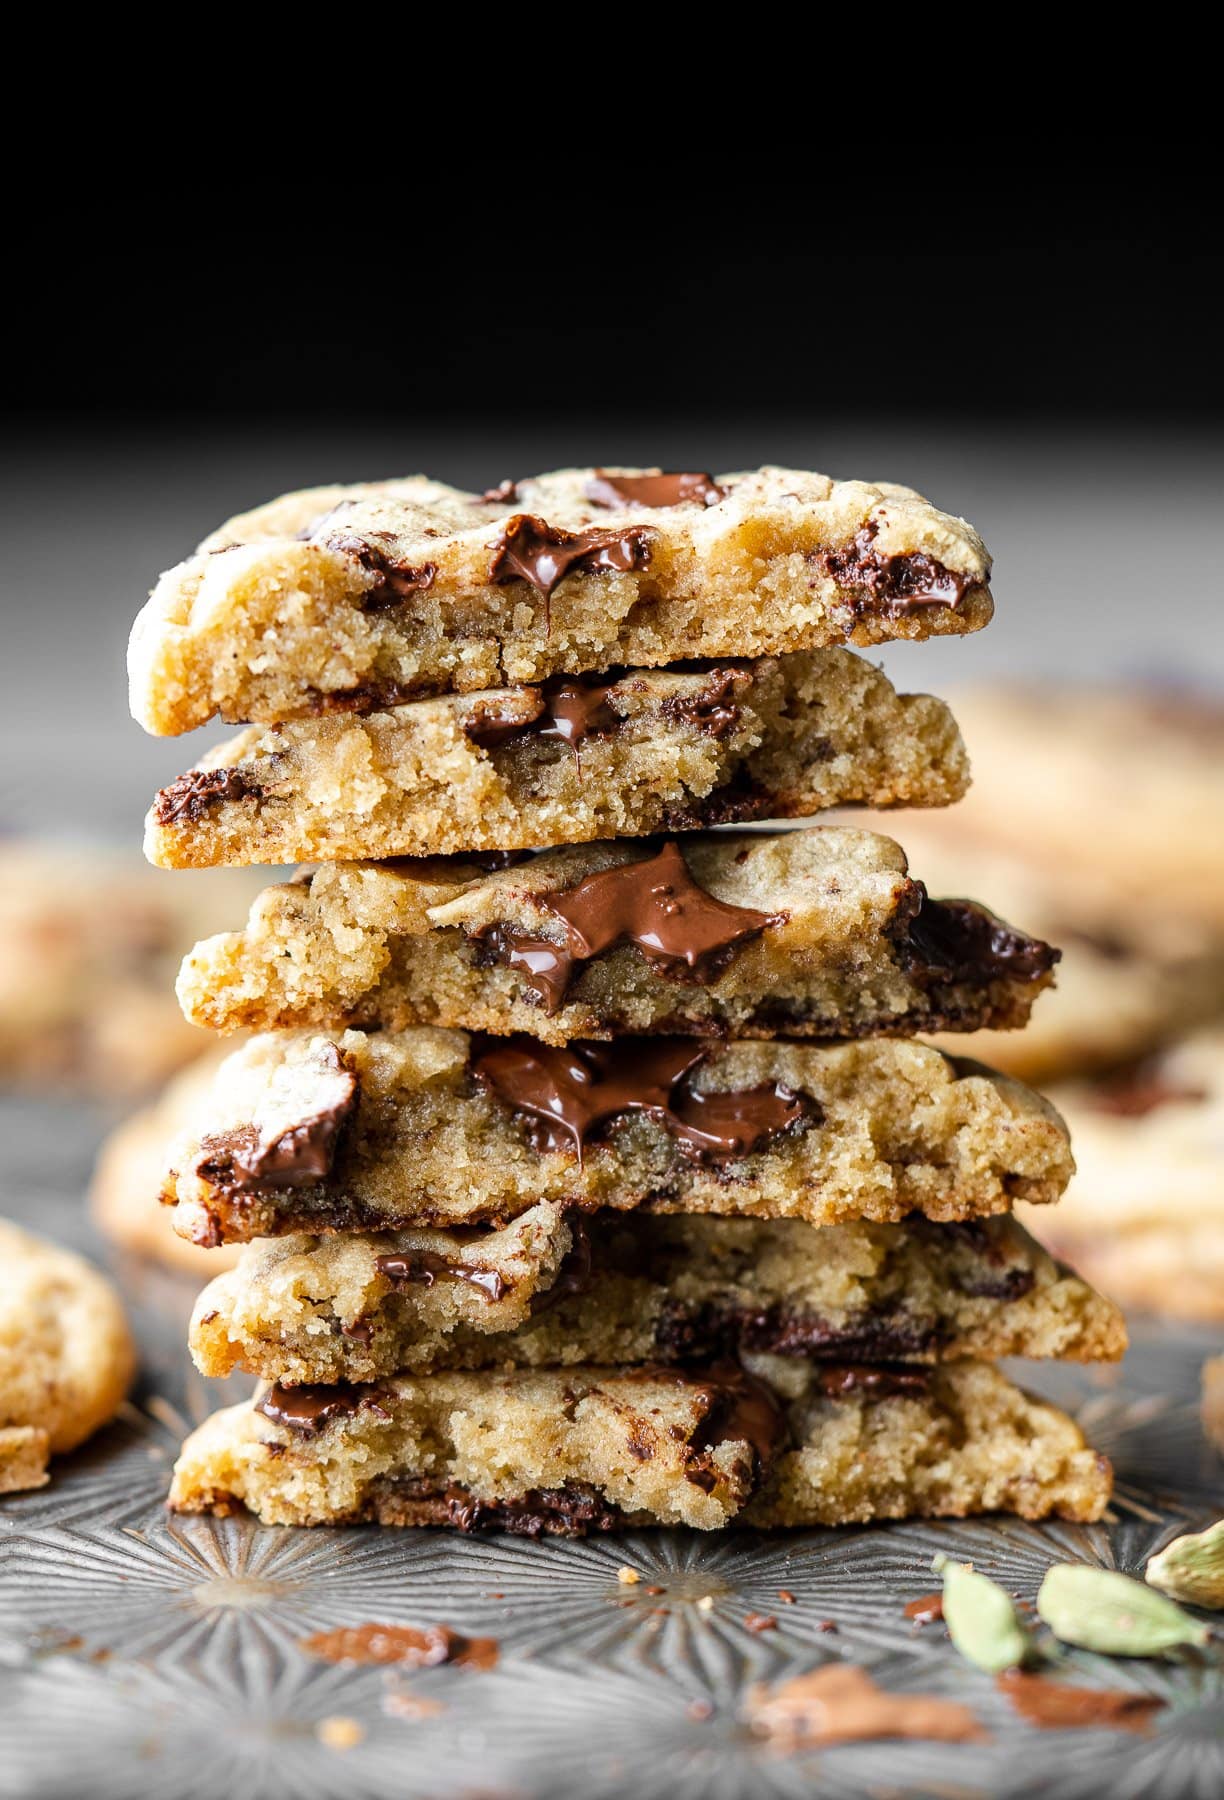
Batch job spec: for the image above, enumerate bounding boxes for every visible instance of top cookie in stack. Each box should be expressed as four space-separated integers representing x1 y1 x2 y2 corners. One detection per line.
133 468 988 866
130 465 1120 1536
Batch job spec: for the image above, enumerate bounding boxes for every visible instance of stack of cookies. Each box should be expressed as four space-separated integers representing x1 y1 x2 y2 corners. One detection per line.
127 466 1124 1535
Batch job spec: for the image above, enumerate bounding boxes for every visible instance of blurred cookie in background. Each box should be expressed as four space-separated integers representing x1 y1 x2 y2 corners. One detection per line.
880 832 1224 1086
89 1048 240 1275
1017 1031 1224 1322
858 682 1224 1084
1 1219 136 1492
1204 1357 1224 1454
846 681 1224 1322
0 843 263 1097
898 684 1224 933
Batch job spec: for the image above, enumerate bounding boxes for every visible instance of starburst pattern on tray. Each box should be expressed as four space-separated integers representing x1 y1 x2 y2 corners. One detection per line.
2 1150 1223 1796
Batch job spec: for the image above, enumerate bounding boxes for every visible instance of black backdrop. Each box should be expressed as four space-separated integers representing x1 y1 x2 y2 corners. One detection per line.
9 175 1222 424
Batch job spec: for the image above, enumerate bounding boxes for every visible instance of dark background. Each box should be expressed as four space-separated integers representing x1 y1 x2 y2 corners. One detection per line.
3 176 1222 842
9 182 1222 422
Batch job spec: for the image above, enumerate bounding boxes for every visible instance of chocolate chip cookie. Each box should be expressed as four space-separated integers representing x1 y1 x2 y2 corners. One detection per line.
143 651 969 870
130 467 993 734
177 831 1057 1044
158 1028 1074 1246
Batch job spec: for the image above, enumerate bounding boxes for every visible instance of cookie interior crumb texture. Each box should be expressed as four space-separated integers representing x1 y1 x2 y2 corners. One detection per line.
143 651 971 869
176 828 1057 1044
167 1361 1110 1530
129 467 993 734
188 1209 1125 1386
159 1028 1074 1244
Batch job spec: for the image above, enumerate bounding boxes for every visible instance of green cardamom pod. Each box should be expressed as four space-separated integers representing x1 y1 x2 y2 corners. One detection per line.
932 1553 1031 1672
1146 1520 1224 1611
1037 1563 1211 1655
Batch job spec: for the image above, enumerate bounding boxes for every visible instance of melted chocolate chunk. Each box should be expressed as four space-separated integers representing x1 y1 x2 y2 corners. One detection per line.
326 533 437 609
471 1036 812 1164
394 1479 624 1538
544 840 780 983
470 923 573 1012
812 519 979 614
471 840 781 1014
585 469 727 509
902 889 1059 983
256 1381 381 1434
660 664 749 738
809 1364 932 1400
689 1362 788 1477
153 767 260 826
463 673 621 756
489 513 653 598
477 479 519 505
654 1303 940 1363
375 1248 507 1303
953 1265 1036 1302
306 681 418 715
194 1048 358 1192
529 1217 594 1315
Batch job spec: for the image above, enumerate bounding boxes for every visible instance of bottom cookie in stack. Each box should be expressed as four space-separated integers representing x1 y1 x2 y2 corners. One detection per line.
170 1209 1123 1532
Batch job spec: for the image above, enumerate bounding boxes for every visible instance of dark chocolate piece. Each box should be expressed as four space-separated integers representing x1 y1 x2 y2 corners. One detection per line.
660 663 749 737
194 1048 357 1193
153 768 260 826
256 1381 382 1434
471 1036 811 1164
654 1302 941 1363
489 513 652 598
528 1217 593 1316
903 889 1059 984
477 479 519 505
325 533 437 610
470 924 573 1012
546 838 778 979
809 1364 933 1400
385 1478 625 1538
375 1248 507 1303
585 469 727 509
690 1362 788 1478
463 673 621 756
811 519 981 614
471 839 781 1014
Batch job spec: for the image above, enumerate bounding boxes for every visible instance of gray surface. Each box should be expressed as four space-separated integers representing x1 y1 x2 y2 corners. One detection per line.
0 1094 1221 1799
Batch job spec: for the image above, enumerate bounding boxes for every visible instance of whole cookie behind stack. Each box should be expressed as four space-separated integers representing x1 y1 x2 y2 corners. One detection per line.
855 683 1224 1323
126 464 1120 1533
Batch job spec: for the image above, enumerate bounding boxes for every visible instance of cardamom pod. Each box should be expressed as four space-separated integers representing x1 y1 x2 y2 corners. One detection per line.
932 1553 1031 1672
1037 1564 1211 1656
1146 1520 1224 1611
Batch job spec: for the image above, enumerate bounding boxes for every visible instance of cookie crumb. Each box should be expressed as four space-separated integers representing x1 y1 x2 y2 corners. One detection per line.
777 1589 796 1605
816 1619 839 1633
617 1567 642 1585
696 1595 715 1613
745 1613 778 1633
687 1700 714 1722
316 1716 364 1751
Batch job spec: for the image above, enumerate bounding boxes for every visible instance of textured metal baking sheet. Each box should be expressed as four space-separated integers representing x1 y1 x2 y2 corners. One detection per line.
0 1090 1221 1800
